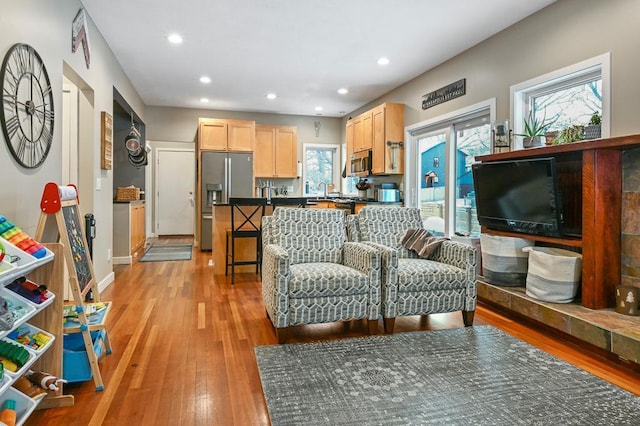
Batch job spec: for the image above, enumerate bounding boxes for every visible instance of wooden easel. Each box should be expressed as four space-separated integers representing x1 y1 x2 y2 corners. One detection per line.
35 182 112 391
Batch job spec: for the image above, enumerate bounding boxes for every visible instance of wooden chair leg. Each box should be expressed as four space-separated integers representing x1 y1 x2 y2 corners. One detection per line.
383 317 395 334
368 319 378 335
462 310 475 326
275 327 290 344
225 233 229 276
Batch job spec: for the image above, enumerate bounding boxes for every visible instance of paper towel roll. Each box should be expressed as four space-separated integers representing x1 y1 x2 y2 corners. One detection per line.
58 185 77 201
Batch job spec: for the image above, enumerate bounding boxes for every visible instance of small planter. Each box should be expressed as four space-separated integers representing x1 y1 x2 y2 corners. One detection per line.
545 131 558 146
523 136 543 148
584 124 601 140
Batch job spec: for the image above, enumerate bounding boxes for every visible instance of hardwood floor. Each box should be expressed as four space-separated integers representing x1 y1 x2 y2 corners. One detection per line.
28 237 640 425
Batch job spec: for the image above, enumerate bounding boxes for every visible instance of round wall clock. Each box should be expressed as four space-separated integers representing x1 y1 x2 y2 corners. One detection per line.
0 43 54 169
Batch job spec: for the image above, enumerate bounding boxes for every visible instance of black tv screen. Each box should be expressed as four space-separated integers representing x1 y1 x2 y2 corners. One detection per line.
472 157 564 237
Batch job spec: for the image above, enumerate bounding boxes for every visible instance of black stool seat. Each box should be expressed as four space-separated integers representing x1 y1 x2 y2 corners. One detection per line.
226 197 267 284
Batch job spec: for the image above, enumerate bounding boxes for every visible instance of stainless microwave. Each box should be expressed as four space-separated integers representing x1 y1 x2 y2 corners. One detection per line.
350 150 372 176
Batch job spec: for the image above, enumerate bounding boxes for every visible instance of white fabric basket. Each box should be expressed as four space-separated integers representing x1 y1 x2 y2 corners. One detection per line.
524 246 582 303
480 234 535 286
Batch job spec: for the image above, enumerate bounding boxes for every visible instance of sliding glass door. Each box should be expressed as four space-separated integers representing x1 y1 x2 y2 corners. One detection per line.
413 113 491 237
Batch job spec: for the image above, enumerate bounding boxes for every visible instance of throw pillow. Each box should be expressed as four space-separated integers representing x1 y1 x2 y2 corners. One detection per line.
401 228 447 259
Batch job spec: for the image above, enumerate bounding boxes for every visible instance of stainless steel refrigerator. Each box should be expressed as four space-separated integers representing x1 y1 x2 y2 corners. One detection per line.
200 151 254 250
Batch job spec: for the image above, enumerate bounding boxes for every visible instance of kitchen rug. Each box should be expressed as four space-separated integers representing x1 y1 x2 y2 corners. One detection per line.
139 244 192 262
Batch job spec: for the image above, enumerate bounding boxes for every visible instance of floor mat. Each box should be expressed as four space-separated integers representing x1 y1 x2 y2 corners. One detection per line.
139 244 192 262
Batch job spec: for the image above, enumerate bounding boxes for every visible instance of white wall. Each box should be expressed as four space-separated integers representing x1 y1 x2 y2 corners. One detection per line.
343 0 640 138
0 1 144 288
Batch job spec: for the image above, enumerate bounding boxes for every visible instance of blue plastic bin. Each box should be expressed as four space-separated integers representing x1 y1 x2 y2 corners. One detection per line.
62 330 106 383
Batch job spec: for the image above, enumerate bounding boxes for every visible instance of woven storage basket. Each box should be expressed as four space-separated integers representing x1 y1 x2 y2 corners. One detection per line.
480 234 534 286
116 187 140 201
524 246 582 303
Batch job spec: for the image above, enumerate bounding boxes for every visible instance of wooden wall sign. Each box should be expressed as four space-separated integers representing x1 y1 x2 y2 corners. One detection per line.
101 111 113 170
422 78 466 110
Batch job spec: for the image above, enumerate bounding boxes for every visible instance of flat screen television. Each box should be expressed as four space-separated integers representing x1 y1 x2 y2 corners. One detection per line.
471 157 564 237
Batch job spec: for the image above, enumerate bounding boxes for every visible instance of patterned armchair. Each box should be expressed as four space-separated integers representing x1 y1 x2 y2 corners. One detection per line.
262 208 381 343
347 207 477 333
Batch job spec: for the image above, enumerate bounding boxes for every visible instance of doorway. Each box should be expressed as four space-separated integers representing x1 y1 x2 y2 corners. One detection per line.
155 148 195 236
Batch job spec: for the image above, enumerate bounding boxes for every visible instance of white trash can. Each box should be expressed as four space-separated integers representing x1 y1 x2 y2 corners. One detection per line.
523 246 582 303
480 234 535 286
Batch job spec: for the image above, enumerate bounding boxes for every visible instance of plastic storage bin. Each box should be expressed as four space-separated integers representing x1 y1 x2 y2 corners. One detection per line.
480 234 535 286
63 330 106 383
524 246 582 303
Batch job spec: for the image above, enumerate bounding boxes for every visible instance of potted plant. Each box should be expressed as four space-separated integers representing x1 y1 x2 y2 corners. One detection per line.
584 112 601 140
555 125 585 144
517 111 555 148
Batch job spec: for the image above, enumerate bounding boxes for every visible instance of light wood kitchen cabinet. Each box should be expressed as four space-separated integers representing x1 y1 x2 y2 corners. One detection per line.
255 125 297 178
352 111 373 153
371 103 405 175
346 120 354 160
198 118 255 152
113 201 146 264
131 203 146 254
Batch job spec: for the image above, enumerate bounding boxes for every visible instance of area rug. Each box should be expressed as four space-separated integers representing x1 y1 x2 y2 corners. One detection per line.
255 326 640 425
139 244 192 262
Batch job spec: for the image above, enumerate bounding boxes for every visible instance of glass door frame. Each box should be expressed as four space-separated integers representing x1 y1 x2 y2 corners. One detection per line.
404 99 496 237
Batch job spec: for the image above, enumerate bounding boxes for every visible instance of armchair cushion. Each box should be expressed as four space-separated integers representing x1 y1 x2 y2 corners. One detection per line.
289 263 370 297
358 207 424 259
397 258 468 292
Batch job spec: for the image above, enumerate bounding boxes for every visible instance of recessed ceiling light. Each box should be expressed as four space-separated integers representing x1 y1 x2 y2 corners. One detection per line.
337 88 349 95
200 98 209 103
315 106 323 112
200 76 211 84
377 57 390 66
266 93 277 100
167 33 183 44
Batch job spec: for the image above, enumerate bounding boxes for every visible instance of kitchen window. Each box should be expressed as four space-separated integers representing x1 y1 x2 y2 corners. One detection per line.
303 143 341 196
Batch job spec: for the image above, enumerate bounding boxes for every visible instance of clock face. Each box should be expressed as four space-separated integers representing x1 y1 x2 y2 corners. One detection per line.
0 43 54 169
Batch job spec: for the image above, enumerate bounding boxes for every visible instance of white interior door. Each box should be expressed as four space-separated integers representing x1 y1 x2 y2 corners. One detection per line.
156 149 195 235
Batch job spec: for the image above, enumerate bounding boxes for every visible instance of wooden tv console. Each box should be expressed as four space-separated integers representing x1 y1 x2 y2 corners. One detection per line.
476 134 640 309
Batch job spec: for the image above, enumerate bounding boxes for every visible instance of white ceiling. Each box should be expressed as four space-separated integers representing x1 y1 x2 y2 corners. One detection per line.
81 0 556 118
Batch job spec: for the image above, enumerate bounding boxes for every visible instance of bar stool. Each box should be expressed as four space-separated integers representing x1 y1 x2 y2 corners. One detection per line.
226 197 267 284
270 197 308 209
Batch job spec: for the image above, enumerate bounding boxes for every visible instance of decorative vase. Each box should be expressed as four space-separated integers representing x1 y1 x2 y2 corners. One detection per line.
523 136 542 148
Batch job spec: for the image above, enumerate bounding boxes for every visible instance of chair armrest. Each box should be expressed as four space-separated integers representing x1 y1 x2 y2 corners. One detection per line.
432 240 477 303
262 244 291 328
343 242 381 276
344 242 382 317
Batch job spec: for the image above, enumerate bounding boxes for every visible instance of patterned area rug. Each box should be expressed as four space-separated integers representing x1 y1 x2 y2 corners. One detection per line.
255 326 640 425
139 244 192 262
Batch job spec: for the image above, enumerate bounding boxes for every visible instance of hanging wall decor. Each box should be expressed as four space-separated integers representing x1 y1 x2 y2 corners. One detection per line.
421 79 466 110
72 8 91 69
100 112 113 170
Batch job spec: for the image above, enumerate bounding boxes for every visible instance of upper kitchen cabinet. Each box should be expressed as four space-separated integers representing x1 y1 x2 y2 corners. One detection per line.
198 118 255 152
371 103 404 175
255 125 297 178
352 111 373 153
346 120 354 158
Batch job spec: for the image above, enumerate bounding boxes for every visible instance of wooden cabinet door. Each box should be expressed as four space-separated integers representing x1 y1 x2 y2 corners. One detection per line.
362 111 373 151
130 204 145 253
346 120 354 161
228 120 255 152
255 125 275 177
274 126 297 178
353 116 364 152
372 105 385 174
199 120 228 150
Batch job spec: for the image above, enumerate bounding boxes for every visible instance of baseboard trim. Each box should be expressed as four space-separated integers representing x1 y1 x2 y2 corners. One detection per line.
112 256 132 265
98 271 115 293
